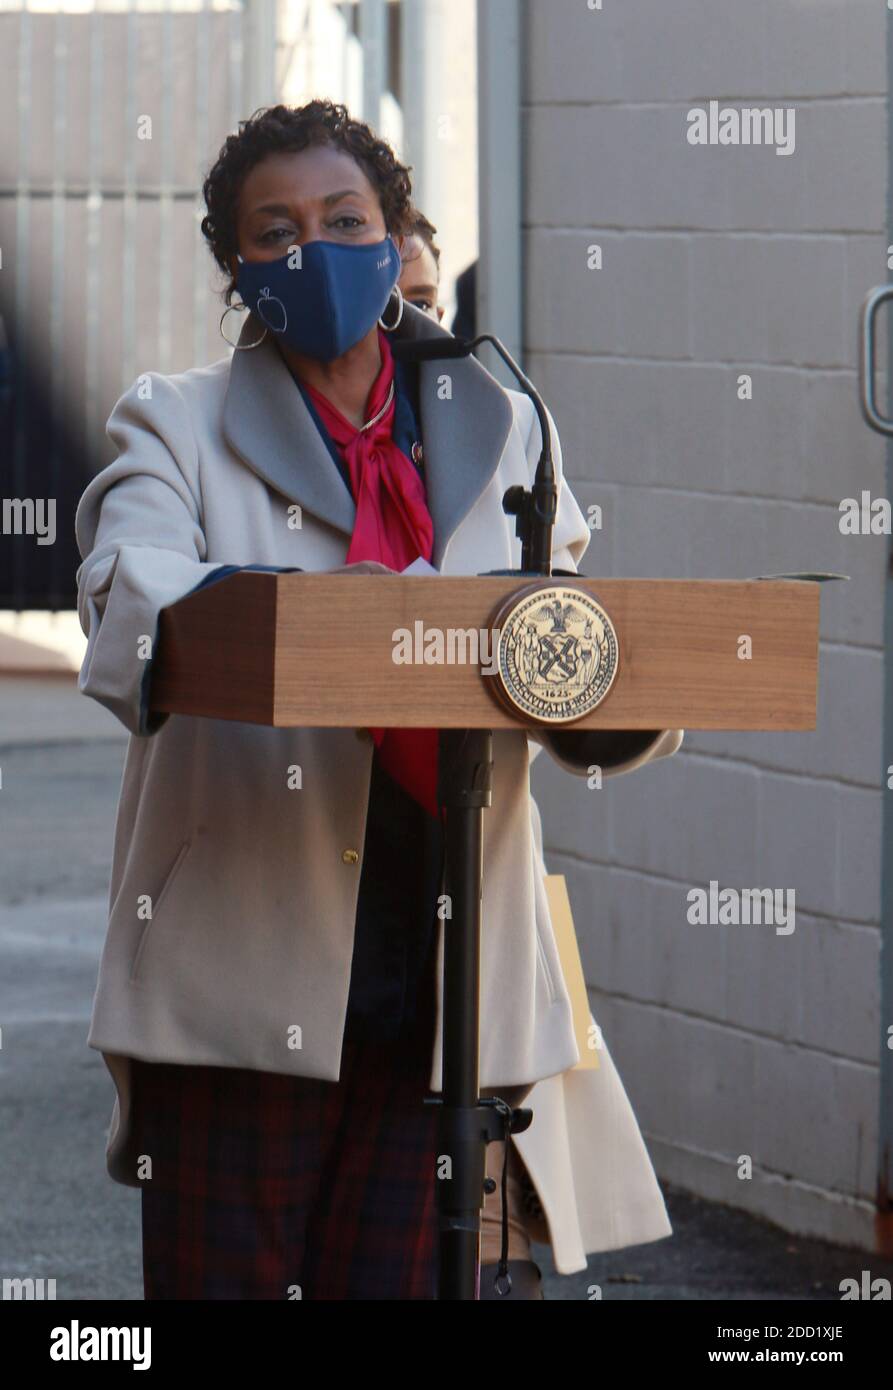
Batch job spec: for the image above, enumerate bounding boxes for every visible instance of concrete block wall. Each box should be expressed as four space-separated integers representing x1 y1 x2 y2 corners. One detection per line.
524 0 888 1247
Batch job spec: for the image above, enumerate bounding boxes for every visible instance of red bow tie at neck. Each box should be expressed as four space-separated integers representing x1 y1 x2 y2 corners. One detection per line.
302 329 440 818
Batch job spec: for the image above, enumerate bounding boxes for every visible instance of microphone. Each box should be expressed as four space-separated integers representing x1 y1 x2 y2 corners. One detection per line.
392 333 558 576
391 338 471 361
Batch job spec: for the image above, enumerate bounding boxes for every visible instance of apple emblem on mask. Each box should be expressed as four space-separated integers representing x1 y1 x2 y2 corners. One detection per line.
256 286 288 333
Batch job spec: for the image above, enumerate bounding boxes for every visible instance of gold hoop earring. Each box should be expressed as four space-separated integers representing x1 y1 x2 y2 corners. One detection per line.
378 285 404 332
220 302 267 350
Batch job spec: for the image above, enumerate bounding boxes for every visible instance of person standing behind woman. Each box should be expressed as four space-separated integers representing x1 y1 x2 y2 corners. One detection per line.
398 210 445 323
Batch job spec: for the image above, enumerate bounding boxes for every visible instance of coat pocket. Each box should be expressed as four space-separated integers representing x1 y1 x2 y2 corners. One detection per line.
129 839 192 982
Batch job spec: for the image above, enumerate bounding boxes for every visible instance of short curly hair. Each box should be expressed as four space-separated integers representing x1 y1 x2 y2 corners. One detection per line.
200 99 415 305
403 207 441 270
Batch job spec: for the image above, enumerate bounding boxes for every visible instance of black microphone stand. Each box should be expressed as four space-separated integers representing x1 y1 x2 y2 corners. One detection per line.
397 333 565 1299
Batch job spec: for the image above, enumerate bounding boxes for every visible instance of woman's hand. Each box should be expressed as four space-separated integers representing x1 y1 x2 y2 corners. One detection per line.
326 560 397 575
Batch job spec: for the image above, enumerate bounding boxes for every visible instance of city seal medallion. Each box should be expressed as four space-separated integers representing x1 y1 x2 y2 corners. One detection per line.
486 582 619 724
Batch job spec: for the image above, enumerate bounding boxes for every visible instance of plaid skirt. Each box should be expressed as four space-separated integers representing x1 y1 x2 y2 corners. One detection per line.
132 959 533 1300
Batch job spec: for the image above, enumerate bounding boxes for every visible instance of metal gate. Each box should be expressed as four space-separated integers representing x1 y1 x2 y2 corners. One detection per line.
0 0 247 610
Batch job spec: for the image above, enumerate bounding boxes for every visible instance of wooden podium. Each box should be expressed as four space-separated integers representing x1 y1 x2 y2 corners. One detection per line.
151 572 819 730
149 569 821 1300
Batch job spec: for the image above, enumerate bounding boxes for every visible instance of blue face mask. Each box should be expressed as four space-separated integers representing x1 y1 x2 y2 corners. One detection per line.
235 235 402 361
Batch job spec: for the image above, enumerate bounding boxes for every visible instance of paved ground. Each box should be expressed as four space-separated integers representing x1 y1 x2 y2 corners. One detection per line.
2 674 892 1301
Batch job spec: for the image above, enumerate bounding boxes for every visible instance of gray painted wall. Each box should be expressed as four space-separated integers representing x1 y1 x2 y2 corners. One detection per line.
524 0 888 1247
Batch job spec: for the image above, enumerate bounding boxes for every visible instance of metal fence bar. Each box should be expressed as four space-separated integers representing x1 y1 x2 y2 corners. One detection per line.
11 1 33 605
121 0 138 394
359 0 385 130
84 2 104 492
49 6 67 602
230 0 245 134
158 0 175 371
242 0 276 121
476 0 521 385
194 0 212 368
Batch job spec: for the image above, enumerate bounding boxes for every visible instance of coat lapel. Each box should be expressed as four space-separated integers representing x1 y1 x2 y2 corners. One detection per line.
221 301 516 567
222 312 357 537
405 304 516 569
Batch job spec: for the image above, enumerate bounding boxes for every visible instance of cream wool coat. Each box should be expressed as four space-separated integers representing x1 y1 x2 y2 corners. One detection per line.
514 792 672 1272
75 300 681 1274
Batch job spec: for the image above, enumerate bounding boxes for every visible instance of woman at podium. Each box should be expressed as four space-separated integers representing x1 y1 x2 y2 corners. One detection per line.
74 99 682 1300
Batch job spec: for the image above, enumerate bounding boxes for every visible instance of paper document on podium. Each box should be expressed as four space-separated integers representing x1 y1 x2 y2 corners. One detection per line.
401 557 441 575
